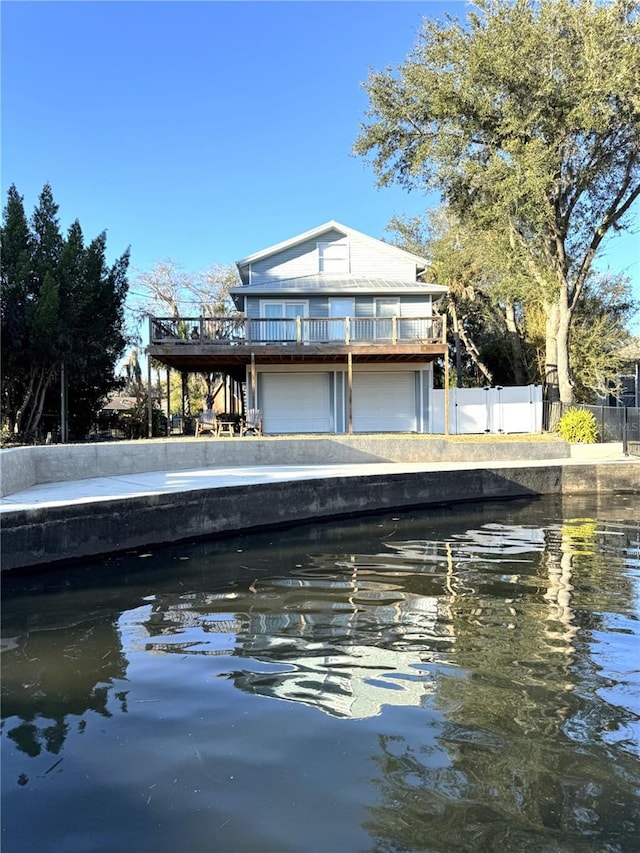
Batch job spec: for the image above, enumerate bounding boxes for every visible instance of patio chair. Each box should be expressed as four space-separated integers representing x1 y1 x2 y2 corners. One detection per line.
241 408 263 437
195 409 216 437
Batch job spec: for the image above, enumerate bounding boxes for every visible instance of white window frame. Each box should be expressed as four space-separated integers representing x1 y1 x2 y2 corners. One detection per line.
259 300 309 319
259 300 309 342
317 240 350 274
374 297 400 317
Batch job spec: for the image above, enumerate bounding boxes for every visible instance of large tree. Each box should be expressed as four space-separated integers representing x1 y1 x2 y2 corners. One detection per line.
387 210 537 387
1 184 130 440
387 208 635 397
355 0 640 403
131 258 238 323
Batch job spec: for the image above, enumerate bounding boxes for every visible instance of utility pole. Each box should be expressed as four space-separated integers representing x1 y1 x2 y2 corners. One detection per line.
60 360 68 443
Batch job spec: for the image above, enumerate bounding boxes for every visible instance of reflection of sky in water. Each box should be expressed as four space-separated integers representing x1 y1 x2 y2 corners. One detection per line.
3 496 640 853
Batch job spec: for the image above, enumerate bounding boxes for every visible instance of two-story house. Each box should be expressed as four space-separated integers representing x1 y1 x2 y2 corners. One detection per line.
148 221 448 434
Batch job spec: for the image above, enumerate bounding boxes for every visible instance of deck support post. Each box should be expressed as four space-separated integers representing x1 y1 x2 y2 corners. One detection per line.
251 352 257 410
347 352 353 435
443 314 450 436
166 367 171 435
147 354 153 438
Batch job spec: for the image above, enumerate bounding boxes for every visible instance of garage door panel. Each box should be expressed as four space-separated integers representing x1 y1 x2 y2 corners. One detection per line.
353 372 416 432
262 373 332 433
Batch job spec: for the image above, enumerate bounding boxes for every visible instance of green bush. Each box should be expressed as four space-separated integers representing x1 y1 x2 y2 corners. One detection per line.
557 408 599 444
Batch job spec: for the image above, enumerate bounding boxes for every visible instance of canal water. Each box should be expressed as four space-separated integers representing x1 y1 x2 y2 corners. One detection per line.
1 494 639 852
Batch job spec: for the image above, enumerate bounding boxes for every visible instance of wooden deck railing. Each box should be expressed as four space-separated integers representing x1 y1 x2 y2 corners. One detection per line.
149 315 445 346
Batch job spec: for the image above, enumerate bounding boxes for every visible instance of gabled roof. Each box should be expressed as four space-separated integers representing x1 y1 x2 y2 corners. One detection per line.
235 220 430 271
229 274 447 297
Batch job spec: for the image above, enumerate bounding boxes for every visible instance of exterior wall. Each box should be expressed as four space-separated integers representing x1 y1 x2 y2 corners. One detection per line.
347 232 416 279
245 294 432 319
248 229 418 284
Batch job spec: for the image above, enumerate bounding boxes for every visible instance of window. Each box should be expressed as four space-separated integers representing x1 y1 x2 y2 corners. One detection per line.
260 301 307 341
374 298 400 317
318 240 349 274
328 297 353 341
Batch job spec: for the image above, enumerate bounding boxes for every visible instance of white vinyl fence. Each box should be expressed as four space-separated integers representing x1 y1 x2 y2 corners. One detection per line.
431 385 543 434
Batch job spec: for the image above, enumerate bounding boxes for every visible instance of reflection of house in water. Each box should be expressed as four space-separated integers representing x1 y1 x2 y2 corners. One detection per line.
233 595 447 719
136 574 454 719
126 503 638 726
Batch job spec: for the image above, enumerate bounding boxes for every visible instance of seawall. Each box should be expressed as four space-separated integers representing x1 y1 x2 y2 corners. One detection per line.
2 454 638 572
1 435 575 497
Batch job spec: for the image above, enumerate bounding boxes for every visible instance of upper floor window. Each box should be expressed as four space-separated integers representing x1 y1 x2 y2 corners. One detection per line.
318 240 349 274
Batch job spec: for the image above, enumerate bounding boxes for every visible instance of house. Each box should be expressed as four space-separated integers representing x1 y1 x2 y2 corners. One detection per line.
608 338 640 407
147 221 448 434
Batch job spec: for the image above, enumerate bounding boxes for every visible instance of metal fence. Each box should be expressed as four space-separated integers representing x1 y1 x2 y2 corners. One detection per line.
545 402 640 456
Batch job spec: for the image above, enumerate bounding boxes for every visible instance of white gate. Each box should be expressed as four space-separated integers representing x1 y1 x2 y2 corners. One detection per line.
431 385 543 434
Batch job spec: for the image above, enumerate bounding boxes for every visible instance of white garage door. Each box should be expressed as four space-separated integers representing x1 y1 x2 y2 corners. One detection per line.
353 372 417 432
262 373 332 433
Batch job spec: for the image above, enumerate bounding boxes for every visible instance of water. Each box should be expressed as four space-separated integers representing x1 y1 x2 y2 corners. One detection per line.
2 494 639 853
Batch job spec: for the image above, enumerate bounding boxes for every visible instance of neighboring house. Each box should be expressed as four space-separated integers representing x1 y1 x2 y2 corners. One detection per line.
600 338 640 407
148 221 448 434
100 394 138 415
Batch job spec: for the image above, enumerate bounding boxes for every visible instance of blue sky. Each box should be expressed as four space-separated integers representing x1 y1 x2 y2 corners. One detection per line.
2 0 638 324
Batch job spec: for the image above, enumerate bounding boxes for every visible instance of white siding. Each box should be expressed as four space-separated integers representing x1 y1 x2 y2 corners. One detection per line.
348 233 416 279
250 229 420 284
400 296 432 317
250 229 346 284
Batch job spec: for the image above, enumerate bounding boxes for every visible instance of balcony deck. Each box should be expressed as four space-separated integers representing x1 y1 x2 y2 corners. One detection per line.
148 315 447 375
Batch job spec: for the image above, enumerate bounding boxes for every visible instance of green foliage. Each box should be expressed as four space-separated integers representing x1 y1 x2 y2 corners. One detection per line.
557 408 599 444
1 183 130 440
387 209 538 387
356 0 640 403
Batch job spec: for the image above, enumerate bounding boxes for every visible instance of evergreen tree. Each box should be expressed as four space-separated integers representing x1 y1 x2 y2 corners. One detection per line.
1 183 130 440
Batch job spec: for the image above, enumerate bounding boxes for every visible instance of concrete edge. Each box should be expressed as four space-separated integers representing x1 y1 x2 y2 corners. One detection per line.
1 460 637 572
1 435 574 497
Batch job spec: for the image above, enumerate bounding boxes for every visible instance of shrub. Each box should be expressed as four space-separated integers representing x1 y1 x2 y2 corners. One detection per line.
557 408 599 444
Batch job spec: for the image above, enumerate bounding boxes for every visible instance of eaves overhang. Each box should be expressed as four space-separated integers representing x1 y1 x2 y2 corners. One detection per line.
230 275 448 299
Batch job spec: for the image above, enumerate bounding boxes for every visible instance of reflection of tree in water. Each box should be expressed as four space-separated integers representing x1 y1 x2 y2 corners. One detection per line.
362 510 640 851
1 618 128 758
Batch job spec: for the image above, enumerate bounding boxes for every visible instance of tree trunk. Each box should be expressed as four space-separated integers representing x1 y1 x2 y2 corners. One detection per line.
448 300 494 386
556 292 574 405
449 301 464 387
544 302 560 401
181 372 191 417
14 370 36 435
543 301 566 430
22 365 57 439
504 298 526 386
